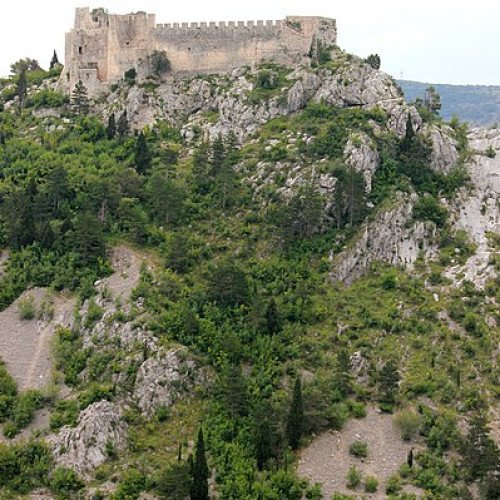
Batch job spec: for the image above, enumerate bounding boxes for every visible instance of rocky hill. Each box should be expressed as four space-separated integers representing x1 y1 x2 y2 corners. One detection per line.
0 46 498 499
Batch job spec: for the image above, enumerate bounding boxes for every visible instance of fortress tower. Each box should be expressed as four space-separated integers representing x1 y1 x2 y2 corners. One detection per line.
63 7 337 95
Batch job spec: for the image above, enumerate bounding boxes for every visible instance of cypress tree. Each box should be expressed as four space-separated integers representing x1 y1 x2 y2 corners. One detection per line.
16 69 28 111
252 400 273 470
337 348 353 396
71 80 89 115
210 136 225 179
190 428 209 500
265 298 282 335
117 110 130 138
107 112 116 139
286 377 304 450
134 131 152 174
379 360 400 407
221 363 249 419
50 50 59 69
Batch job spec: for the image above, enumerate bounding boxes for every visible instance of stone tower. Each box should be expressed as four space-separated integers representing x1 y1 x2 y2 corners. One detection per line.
63 7 337 95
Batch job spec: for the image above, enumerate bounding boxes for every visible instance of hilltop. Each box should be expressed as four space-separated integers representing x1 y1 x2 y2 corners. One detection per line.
0 30 498 500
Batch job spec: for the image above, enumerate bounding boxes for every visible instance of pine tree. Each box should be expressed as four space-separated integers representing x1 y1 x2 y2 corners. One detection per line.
16 69 28 111
134 131 152 174
221 363 249 419
461 413 499 481
265 298 282 335
71 80 89 115
190 428 209 500
158 461 191 500
252 400 273 470
378 361 400 408
286 377 304 450
209 136 225 179
107 112 116 139
117 110 130 138
345 165 367 227
333 166 346 229
50 50 59 69
72 212 106 266
337 348 353 397
147 172 185 225
192 142 211 194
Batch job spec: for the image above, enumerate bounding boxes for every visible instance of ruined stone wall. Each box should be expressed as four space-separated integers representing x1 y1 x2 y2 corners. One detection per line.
63 8 337 94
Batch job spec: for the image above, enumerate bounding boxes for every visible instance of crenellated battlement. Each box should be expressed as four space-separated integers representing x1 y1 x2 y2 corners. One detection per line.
154 19 285 30
63 8 337 95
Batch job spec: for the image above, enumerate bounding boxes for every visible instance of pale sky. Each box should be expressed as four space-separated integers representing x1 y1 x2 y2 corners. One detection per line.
1 0 499 85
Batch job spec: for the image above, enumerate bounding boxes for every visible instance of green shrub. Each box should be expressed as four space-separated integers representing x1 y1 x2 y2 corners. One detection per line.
393 410 421 441
18 294 36 320
413 195 448 227
50 400 80 431
349 440 368 458
26 89 69 109
0 440 52 492
349 401 367 418
346 465 361 489
50 467 84 497
85 298 104 328
112 469 146 499
364 475 379 492
3 420 19 438
385 474 401 494
485 145 496 158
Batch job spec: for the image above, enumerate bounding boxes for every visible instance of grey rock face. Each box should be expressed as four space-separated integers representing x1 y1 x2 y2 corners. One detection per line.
344 132 379 192
425 124 459 174
330 193 438 284
445 127 500 287
50 401 127 477
134 347 205 417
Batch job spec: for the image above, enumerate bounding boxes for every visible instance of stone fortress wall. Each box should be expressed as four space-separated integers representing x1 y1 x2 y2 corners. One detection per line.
63 7 337 95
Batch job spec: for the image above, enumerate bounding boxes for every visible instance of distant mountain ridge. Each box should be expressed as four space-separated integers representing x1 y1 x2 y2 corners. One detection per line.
398 80 500 126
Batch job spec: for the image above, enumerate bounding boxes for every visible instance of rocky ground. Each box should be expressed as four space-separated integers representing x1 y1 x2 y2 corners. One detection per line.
297 406 423 499
0 288 74 392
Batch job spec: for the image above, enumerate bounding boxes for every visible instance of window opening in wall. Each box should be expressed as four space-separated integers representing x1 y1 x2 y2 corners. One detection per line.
79 46 83 55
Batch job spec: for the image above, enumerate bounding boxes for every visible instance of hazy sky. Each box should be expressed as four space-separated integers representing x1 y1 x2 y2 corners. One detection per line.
1 0 499 85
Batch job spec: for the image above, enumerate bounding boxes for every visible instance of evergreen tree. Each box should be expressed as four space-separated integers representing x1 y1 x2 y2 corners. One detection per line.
378 361 400 408
209 136 225 179
147 172 185 225
214 161 237 210
461 413 499 481
332 166 346 229
107 112 116 140
71 80 89 115
192 142 211 194
401 114 415 153
337 348 353 396
190 428 209 500
72 212 106 266
117 110 130 138
16 69 28 111
365 54 381 70
252 400 274 470
286 377 304 450
345 165 367 227
207 262 250 308
158 461 191 500
134 131 152 174
221 363 249 419
278 183 323 242
424 86 442 115
265 298 282 335
50 50 60 69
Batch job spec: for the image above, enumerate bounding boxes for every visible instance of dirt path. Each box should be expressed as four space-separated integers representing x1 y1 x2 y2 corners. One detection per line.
0 289 75 392
297 406 422 499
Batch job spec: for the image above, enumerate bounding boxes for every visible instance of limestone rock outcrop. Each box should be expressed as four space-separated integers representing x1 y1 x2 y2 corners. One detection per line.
134 347 206 417
330 194 438 284
50 401 127 477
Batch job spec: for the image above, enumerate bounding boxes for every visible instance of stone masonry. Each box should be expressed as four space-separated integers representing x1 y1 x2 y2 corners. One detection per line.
62 7 337 95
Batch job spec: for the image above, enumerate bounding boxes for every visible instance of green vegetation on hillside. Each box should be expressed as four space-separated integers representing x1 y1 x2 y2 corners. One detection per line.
0 62 498 499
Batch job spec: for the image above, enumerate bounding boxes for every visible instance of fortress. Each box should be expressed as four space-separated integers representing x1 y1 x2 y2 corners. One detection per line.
63 7 337 95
